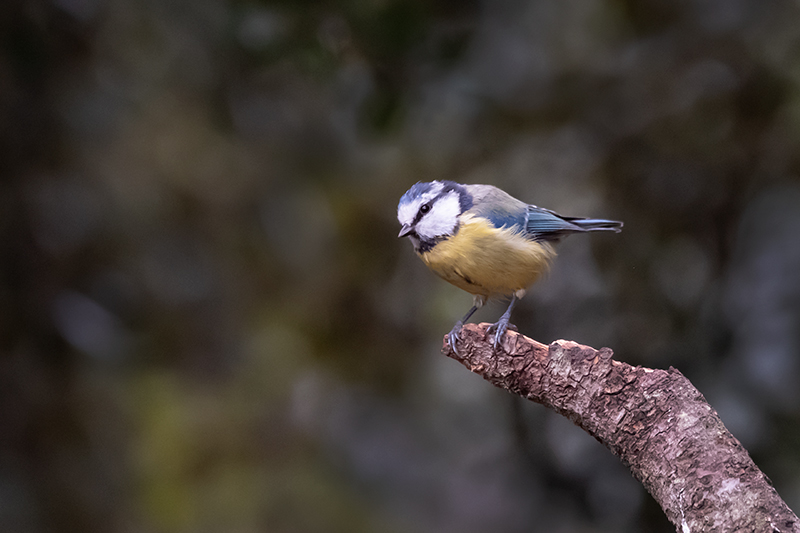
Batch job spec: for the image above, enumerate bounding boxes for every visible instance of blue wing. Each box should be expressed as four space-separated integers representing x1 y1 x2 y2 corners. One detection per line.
463 184 623 241
481 206 526 231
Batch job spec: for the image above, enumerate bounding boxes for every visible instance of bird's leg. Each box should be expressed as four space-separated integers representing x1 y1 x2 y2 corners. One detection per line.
487 293 520 350
447 296 484 355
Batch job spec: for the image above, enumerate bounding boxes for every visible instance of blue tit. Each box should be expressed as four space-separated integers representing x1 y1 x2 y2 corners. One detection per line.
397 181 622 353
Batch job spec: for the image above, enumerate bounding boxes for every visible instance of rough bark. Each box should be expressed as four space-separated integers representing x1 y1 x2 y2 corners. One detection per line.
444 323 800 533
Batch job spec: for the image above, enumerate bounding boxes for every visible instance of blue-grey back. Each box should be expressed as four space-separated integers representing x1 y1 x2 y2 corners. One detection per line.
464 184 528 231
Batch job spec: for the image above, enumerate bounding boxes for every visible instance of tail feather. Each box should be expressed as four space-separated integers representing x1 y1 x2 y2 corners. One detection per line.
570 218 623 232
525 205 623 241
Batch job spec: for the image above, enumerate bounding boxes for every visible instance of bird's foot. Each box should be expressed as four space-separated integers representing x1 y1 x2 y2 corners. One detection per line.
486 319 517 351
447 321 464 356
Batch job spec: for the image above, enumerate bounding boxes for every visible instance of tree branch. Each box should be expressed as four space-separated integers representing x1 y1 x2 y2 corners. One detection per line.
444 323 799 533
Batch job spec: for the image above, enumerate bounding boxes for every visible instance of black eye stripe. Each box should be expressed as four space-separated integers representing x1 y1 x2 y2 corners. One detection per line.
412 201 433 224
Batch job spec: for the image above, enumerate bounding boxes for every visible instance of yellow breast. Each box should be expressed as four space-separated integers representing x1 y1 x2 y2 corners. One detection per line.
419 214 555 298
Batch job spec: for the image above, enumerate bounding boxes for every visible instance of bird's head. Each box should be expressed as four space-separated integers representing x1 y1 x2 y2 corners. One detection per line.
397 181 472 253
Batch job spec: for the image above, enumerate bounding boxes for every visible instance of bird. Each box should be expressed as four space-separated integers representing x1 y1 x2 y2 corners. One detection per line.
397 181 622 354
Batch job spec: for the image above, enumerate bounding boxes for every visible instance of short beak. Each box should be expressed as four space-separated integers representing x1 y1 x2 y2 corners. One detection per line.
398 224 414 238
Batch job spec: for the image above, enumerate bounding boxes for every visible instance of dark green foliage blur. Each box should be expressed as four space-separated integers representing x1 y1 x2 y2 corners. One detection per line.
2 0 800 532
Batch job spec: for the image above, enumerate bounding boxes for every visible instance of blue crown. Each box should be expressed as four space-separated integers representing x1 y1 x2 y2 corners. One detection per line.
398 181 435 207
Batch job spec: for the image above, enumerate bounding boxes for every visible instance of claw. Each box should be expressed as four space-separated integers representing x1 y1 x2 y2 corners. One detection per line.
486 293 520 351
447 302 482 357
486 319 517 350
447 321 464 356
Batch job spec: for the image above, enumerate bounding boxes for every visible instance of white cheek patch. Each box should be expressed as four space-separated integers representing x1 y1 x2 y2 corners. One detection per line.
416 191 461 239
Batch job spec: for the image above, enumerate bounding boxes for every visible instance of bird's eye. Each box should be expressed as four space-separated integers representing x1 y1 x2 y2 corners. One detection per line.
420 203 431 215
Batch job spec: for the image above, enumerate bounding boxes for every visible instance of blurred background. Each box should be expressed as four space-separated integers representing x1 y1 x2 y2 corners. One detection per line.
2 0 800 531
